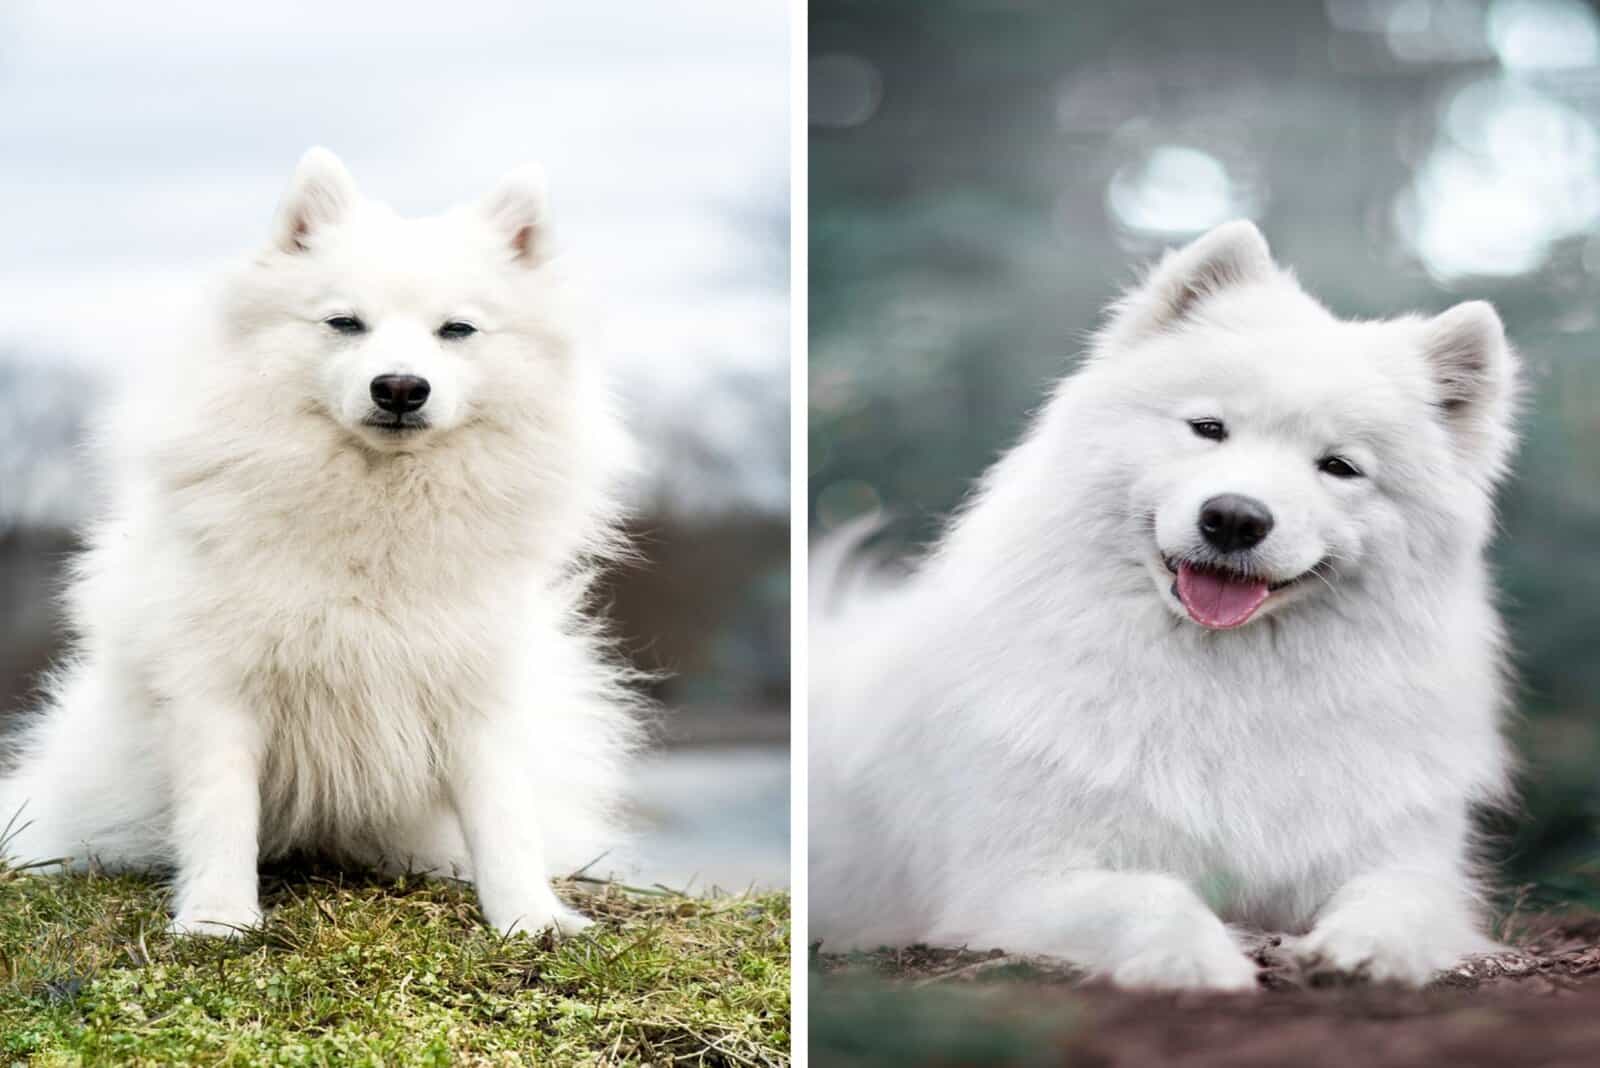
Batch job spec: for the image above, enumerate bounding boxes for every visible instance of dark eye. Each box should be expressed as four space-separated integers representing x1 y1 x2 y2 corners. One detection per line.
438 321 478 340
1318 455 1363 479
1188 418 1227 442
324 315 366 335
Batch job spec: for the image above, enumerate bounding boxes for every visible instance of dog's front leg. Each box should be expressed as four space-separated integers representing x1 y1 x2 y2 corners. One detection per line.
168 696 265 937
1058 870 1261 991
935 869 1260 991
448 713 592 938
1293 866 1495 985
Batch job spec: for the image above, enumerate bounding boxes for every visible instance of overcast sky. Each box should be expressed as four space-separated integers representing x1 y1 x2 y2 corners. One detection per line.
0 1 789 518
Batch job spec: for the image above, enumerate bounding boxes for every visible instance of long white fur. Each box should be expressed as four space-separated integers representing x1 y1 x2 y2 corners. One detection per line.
810 221 1519 990
0 147 641 938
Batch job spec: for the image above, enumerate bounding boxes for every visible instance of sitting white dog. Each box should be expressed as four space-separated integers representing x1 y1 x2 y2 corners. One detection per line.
0 148 639 938
810 221 1519 989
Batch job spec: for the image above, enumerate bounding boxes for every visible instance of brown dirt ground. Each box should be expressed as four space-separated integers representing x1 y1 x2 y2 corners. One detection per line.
811 913 1600 1067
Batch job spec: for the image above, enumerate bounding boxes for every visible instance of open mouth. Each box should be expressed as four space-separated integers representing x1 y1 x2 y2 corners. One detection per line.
1160 556 1313 630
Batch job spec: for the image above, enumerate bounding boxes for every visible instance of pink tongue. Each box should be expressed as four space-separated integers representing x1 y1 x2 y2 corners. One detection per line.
1176 562 1269 629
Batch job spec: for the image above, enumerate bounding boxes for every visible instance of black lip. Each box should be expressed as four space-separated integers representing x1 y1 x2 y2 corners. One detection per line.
360 415 429 433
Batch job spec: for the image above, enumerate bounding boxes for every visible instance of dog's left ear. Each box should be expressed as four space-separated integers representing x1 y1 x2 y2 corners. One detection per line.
1100 220 1275 350
1421 301 1518 474
480 165 551 266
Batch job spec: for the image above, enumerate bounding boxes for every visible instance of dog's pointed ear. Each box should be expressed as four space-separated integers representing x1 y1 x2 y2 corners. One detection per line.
1421 300 1518 472
272 147 359 254
480 164 551 266
1102 220 1274 348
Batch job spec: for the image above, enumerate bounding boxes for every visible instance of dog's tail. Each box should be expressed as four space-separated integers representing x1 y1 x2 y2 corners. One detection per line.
809 512 904 620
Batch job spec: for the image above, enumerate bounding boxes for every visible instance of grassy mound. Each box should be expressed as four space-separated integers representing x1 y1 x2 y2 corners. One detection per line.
0 862 789 1066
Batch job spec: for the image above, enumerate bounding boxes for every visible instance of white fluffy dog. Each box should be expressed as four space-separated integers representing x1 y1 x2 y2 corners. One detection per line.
0 148 639 938
811 221 1519 990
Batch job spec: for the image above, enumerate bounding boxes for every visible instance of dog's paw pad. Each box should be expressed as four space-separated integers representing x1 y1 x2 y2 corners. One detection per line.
1111 943 1260 992
169 905 264 939
550 907 596 938
1290 928 1449 986
486 902 596 939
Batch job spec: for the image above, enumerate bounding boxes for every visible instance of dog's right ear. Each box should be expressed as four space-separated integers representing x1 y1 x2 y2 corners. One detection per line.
1100 220 1274 349
272 147 359 254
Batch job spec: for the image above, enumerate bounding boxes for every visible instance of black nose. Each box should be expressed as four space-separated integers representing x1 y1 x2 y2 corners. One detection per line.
370 374 430 414
1198 494 1275 553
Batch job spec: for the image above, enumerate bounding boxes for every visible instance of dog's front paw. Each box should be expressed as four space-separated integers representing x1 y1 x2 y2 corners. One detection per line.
482 895 595 939
1292 922 1488 985
1110 933 1260 992
169 900 264 939
546 906 596 938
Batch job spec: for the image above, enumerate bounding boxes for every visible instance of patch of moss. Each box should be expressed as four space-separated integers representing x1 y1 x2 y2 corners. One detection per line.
0 862 789 1066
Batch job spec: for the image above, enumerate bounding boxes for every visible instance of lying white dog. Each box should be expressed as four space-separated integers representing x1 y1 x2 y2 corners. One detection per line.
810 221 1519 989
0 148 639 938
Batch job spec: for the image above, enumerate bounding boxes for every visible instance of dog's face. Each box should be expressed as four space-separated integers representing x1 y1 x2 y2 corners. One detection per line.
222 148 575 454
1078 222 1516 630
1121 324 1422 630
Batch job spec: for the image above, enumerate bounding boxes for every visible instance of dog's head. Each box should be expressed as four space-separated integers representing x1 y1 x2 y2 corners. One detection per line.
1075 221 1518 630
221 147 585 454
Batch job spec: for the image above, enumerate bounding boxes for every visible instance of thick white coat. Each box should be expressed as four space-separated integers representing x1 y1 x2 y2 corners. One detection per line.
0 148 639 937
810 222 1519 989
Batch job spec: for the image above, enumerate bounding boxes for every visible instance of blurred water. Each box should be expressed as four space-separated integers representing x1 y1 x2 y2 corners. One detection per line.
618 746 790 891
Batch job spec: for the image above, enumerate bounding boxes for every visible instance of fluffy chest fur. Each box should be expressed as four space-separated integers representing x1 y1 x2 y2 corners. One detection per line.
127 423 546 854
239 577 500 855
823 558 1508 931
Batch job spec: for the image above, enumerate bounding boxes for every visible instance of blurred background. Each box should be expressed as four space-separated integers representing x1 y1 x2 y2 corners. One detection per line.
0 1 788 890
812 0 1600 898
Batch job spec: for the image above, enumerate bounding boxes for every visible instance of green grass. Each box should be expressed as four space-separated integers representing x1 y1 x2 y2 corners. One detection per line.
0 862 790 1066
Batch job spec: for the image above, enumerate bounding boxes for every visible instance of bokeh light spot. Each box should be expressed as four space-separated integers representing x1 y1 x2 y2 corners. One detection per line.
810 53 883 129
1488 0 1600 71
1106 145 1256 240
1397 77 1600 280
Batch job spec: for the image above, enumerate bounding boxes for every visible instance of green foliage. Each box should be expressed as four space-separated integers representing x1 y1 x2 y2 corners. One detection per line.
810 978 1072 1068
0 862 789 1066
